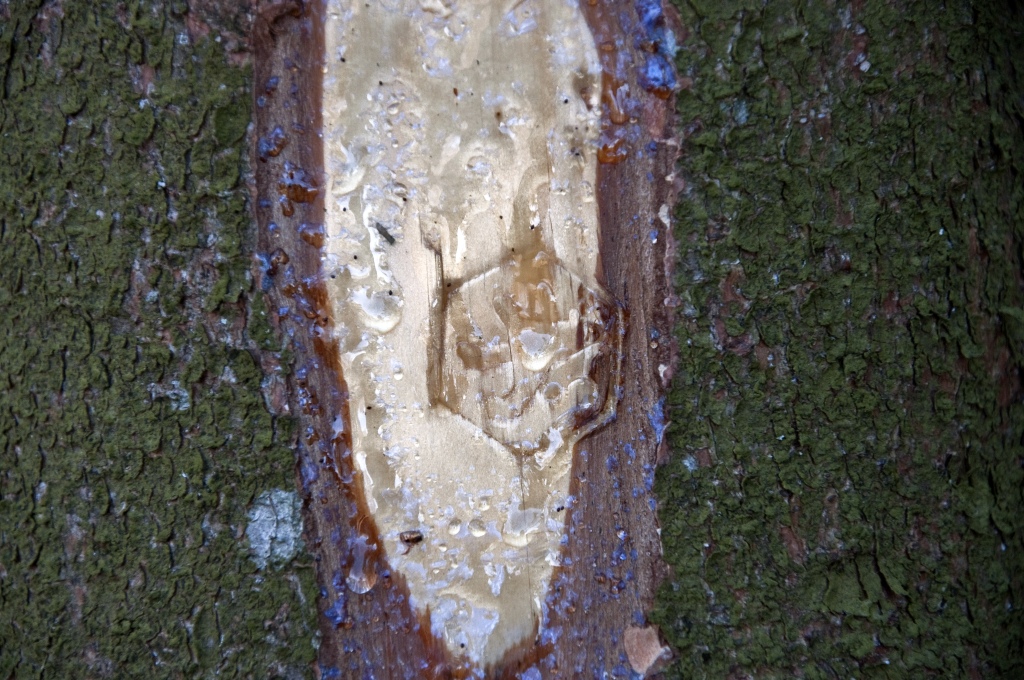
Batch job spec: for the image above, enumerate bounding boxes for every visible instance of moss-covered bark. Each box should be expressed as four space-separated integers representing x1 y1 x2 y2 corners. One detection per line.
654 0 1023 677
0 2 316 677
3 0 1021 677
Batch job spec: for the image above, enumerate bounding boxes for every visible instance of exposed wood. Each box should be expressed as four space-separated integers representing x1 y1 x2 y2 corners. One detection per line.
254 2 458 677
252 0 680 675
319 0 627 665
4 0 1021 676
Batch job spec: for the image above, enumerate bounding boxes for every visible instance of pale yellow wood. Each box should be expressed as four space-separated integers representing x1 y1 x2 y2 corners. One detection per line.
322 0 619 664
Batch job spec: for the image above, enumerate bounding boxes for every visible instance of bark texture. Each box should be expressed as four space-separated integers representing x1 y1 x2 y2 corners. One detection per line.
0 2 317 677
654 0 1023 677
1 0 1021 678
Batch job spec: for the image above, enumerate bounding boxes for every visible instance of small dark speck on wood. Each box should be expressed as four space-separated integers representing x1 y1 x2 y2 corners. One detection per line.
375 222 396 245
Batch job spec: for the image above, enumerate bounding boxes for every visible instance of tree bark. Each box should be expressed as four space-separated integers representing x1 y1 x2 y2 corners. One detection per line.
1 0 1021 678
1 2 318 677
652 1 1023 677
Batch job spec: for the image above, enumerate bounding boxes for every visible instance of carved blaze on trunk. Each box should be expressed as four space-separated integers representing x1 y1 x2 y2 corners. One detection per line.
253 0 679 675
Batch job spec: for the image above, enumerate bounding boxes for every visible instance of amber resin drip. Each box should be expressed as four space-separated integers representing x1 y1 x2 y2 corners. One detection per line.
320 0 621 665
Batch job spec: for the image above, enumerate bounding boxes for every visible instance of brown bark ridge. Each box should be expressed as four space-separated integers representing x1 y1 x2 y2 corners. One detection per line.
251 1 680 676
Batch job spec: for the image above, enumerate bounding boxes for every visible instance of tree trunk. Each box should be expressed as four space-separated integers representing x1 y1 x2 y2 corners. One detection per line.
652 1 1023 677
1 0 1020 679
1 2 318 677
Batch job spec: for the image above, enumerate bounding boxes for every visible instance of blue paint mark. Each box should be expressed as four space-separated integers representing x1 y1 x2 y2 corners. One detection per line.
648 397 668 444
638 52 676 93
643 463 656 491
636 0 679 57
319 666 341 680
539 625 562 645
299 456 319 489
324 599 345 626
624 442 636 462
635 0 663 32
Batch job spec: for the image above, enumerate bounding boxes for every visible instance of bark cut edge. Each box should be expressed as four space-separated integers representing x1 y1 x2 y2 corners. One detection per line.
251 1 681 675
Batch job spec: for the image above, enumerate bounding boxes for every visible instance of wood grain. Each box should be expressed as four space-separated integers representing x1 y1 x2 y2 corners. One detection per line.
251 1 680 676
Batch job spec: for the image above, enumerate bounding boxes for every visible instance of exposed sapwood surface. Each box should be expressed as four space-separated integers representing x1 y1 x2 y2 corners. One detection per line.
252 1 680 675
254 2 457 677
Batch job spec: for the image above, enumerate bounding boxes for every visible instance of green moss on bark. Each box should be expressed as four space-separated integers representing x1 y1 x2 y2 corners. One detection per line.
0 2 315 677
655 0 1022 677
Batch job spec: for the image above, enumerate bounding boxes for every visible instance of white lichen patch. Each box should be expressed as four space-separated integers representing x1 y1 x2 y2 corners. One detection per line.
246 489 304 570
323 0 612 664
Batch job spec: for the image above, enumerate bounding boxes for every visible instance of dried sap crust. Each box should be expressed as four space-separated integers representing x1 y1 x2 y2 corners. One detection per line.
323 0 620 663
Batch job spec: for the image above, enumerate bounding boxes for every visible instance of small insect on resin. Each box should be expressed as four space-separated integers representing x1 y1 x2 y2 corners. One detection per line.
322 0 621 664
399 529 424 552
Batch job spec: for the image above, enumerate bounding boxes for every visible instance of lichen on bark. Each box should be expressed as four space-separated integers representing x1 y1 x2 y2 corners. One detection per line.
654 0 1023 677
0 1 316 677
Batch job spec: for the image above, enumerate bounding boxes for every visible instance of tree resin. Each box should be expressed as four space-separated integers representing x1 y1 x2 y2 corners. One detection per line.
322 0 621 664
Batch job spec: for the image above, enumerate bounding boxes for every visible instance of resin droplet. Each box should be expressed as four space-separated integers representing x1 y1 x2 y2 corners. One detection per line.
322 0 618 666
345 534 379 594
